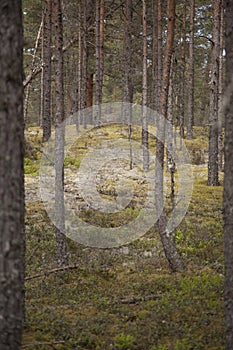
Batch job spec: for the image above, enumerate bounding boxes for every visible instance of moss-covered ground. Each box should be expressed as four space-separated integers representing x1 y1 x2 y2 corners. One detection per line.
23 126 224 350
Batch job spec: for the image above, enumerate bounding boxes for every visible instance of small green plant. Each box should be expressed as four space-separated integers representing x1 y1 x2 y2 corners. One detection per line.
149 345 167 350
110 333 136 350
64 156 81 170
24 157 39 176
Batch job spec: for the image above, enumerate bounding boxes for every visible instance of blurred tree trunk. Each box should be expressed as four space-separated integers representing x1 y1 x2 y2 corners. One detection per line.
187 0 195 139
42 0 52 142
0 1 25 348
142 0 149 171
54 0 68 267
223 0 233 348
155 0 183 272
208 0 221 186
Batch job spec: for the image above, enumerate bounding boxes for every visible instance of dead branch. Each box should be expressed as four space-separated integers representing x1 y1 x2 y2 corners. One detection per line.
117 294 161 304
23 36 78 88
25 264 82 281
22 341 65 349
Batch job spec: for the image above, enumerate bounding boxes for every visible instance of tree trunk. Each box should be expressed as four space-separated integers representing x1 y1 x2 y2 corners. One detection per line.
95 0 104 127
0 1 25 349
54 0 68 267
218 2 224 172
42 0 52 142
142 0 149 172
157 0 163 109
151 0 158 111
123 0 133 107
86 73 94 108
156 0 184 272
180 0 186 139
223 0 233 348
187 0 195 139
208 0 221 186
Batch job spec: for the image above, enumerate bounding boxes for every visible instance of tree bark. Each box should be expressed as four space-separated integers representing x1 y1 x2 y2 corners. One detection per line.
54 0 68 267
208 0 221 186
156 0 184 272
151 0 158 111
187 0 195 139
142 0 149 172
223 1 233 348
218 2 224 172
42 0 52 142
157 0 163 109
95 0 104 127
180 0 186 139
0 1 25 349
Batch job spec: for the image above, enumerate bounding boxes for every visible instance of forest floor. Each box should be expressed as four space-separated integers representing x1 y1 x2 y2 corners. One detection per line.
23 125 224 350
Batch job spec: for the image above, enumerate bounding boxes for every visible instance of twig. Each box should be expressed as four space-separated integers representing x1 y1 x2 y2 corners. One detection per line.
22 341 65 349
117 294 161 304
25 264 82 281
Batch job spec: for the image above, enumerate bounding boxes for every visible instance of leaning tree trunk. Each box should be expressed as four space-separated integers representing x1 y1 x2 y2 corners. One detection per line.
223 0 233 349
54 0 68 267
208 0 221 186
0 1 25 349
187 0 195 139
155 0 184 272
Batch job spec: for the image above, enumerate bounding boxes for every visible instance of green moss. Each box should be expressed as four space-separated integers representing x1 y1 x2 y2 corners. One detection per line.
24 158 39 176
64 155 81 170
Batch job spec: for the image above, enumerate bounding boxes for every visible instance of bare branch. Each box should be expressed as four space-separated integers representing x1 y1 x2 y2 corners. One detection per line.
25 264 82 281
23 36 78 88
22 341 65 349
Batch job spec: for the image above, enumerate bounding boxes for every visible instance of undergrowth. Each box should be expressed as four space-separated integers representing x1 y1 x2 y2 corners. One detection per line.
23 126 225 350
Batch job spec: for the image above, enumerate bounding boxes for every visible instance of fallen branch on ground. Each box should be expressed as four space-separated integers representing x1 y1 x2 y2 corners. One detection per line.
22 340 65 349
25 264 82 281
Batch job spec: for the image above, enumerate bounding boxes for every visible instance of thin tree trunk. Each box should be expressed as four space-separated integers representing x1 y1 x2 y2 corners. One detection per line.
180 0 186 139
208 0 221 186
157 0 163 108
218 2 224 172
155 0 184 272
86 73 94 108
54 0 68 267
223 1 233 348
122 0 133 168
82 0 87 128
187 0 195 139
95 0 104 127
151 0 158 111
24 17 43 124
142 0 149 172
42 0 52 142
0 1 25 348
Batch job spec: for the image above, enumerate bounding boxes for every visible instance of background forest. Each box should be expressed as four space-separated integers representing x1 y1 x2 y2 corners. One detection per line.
1 0 233 349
